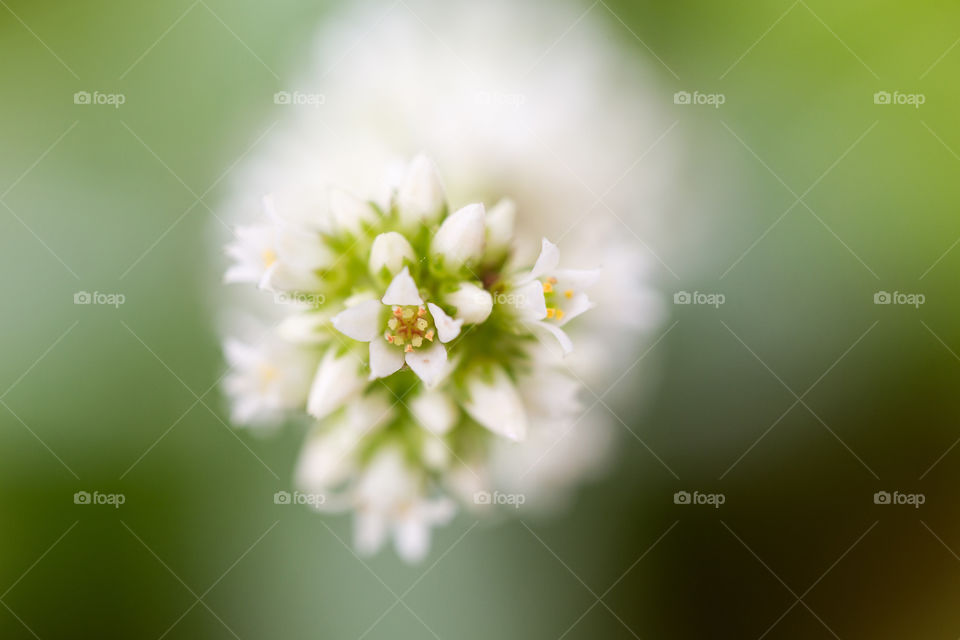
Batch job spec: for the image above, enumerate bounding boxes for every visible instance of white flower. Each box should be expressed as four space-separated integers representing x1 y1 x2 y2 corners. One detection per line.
331 267 461 386
222 337 316 428
225 195 331 292
509 238 599 355
431 203 486 268
329 187 378 235
484 198 515 258
396 154 445 226
352 448 456 563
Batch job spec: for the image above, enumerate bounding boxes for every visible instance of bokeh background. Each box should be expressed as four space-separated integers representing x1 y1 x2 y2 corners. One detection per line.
2 0 960 638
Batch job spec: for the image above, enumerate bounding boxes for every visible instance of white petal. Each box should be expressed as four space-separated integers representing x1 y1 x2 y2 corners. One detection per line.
404 341 448 387
556 267 601 290
463 367 528 441
278 312 329 344
445 282 493 324
509 280 547 321
329 187 377 234
369 232 416 275
355 511 388 557
368 338 405 380
275 228 332 271
381 266 423 306
557 292 594 326
430 203 485 268
306 348 366 419
427 303 462 343
332 300 382 342
529 237 560 280
485 198 515 255
409 389 459 435
395 517 431 563
397 154 445 225
258 262 322 292
535 321 574 355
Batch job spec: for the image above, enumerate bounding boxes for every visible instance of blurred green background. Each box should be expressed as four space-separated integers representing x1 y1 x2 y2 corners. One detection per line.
2 0 960 638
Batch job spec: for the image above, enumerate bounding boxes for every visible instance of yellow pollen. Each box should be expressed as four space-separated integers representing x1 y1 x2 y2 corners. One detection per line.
261 248 277 268
384 305 435 351
425 330 435 341
548 277 558 284
564 289 574 299
405 344 413 353
546 308 556 319
417 306 426 317
555 309 565 320
542 281 553 293
415 318 428 331
387 318 398 331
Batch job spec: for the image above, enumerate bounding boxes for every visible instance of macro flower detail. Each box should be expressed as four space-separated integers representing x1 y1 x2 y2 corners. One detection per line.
222 155 603 561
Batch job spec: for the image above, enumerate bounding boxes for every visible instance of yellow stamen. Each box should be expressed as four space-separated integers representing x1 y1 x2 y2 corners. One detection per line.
543 281 553 293
405 344 413 353
387 318 398 331
261 248 277 268
555 309 565 320
416 318 428 331
411 335 423 348
546 308 556 319
417 306 427 317
548 277 558 284
564 289 574 299
425 330 435 341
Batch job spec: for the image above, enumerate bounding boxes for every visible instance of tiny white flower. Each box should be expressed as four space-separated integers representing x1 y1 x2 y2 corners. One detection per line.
444 282 493 324
409 388 459 436
369 231 416 275
222 337 316 428
353 448 456 563
462 365 528 442
331 267 461 386
509 238 599 354
225 195 331 292
431 203 486 268
396 154 445 225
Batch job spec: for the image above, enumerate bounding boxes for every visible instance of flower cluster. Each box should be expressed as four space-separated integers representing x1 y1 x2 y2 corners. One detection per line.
223 155 599 562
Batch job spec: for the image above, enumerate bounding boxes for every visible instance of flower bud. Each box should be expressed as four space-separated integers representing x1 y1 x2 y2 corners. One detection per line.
396 154 445 225
431 203 485 268
369 232 416 275
445 282 493 324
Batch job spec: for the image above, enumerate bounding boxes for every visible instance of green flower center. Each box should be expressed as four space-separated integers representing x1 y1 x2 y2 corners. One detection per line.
384 305 435 352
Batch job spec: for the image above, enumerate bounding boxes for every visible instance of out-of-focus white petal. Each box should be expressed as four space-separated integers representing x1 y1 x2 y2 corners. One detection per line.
463 366 528 441
528 237 560 280
332 300 382 342
369 231 416 275
329 187 378 234
278 312 329 344
508 280 547 321
557 292 594 326
404 341 448 387
307 348 365 419
427 303 462 343
368 338 405 380
397 154 445 225
445 282 493 324
394 517 430 563
409 389 459 435
485 198 515 255
534 321 574 355
355 511 388 556
381 266 423 306
430 203 485 268
259 262 323 293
